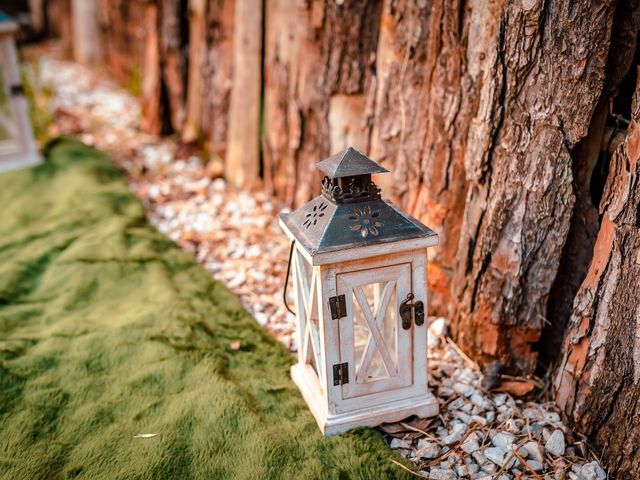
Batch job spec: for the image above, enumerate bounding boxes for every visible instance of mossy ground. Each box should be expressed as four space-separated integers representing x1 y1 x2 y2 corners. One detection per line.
0 139 411 480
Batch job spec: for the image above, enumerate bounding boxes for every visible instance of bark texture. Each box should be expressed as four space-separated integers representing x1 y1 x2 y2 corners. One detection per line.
200 0 235 159
450 1 616 373
97 0 147 83
262 0 382 206
555 71 640 479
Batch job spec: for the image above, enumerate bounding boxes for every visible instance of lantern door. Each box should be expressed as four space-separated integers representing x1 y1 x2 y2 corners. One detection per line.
335 263 413 399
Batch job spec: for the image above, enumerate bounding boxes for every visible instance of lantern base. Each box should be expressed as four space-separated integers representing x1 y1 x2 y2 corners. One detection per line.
0 151 41 173
291 363 439 436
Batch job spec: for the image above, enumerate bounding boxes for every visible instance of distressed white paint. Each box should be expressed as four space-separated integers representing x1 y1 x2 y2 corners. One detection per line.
287 233 438 435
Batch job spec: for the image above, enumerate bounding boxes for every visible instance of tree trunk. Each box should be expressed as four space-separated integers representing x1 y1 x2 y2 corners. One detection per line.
45 0 72 56
140 2 162 134
71 0 103 65
554 69 640 479
158 0 187 133
200 0 235 160
97 0 147 84
449 1 616 374
262 0 382 206
182 0 207 143
225 0 262 189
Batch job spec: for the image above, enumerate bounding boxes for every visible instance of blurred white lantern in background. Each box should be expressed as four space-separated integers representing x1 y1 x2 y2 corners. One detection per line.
0 11 39 173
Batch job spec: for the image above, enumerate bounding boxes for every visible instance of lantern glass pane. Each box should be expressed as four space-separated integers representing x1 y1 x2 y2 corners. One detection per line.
352 281 398 383
296 251 321 376
0 51 21 153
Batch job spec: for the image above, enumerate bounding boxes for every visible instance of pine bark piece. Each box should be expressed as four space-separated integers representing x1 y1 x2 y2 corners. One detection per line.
450 1 616 373
554 69 640 478
225 0 262 189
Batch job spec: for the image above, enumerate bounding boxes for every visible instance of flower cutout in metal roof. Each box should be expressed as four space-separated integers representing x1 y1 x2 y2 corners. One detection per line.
349 205 383 237
303 202 327 229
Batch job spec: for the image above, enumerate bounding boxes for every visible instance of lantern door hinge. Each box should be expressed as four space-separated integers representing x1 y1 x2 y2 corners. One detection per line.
333 362 349 385
10 84 24 96
329 294 347 319
399 293 425 330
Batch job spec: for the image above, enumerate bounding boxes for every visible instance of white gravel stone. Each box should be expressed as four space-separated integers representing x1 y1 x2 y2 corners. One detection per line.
442 423 467 445
521 441 545 463
429 317 447 336
578 461 606 480
471 450 486 465
461 433 481 453
485 447 514 468
470 474 492 480
416 442 440 459
491 431 516 450
524 459 544 472
453 382 475 397
545 430 566 456
390 438 411 449
429 468 458 480
544 411 561 422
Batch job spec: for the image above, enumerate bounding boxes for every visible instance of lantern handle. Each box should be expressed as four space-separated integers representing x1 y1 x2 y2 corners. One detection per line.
283 240 296 316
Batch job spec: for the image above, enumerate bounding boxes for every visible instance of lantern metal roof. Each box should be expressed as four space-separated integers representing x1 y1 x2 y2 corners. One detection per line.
279 148 437 257
316 147 389 177
0 11 18 35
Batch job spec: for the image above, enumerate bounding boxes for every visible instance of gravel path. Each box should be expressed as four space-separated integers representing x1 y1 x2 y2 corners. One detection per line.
34 53 609 480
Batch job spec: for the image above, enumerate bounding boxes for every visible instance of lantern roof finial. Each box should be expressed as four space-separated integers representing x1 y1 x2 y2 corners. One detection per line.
315 147 388 178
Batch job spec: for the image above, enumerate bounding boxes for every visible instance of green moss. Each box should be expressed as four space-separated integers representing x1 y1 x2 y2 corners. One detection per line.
0 138 411 480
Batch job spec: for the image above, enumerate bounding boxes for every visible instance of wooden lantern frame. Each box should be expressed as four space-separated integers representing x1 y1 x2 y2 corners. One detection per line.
281 234 440 435
0 13 39 173
279 147 439 435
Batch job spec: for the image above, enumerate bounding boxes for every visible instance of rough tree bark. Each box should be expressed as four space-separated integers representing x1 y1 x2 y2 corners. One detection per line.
158 0 187 133
97 0 147 83
262 0 382 206
367 0 473 316
200 0 235 160
450 1 616 374
555 70 640 479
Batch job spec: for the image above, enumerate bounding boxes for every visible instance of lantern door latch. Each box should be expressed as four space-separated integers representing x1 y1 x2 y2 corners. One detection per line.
399 293 424 330
329 294 347 319
333 362 349 385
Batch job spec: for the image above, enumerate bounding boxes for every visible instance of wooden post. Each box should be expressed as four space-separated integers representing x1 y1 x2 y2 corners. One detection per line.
140 2 161 134
182 0 206 143
28 0 45 34
71 0 103 65
225 0 262 190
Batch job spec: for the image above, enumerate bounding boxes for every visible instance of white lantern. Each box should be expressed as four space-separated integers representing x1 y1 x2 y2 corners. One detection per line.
0 11 39 173
279 147 439 435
